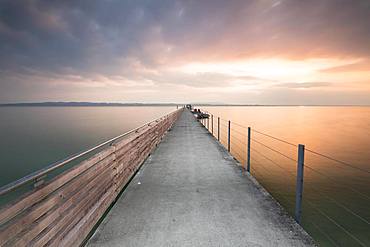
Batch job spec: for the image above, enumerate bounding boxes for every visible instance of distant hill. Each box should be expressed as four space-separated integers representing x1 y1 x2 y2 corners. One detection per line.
0 102 181 107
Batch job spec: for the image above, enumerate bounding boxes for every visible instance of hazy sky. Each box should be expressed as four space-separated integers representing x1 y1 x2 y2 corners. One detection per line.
1 0 370 104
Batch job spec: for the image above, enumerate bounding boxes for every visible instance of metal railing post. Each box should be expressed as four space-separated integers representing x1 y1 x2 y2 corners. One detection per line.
211 115 214 135
227 120 231 152
295 144 305 224
217 117 220 141
247 127 251 172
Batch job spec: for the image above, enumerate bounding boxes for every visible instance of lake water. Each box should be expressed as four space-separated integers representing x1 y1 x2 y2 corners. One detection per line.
200 106 370 247
0 106 369 246
0 106 175 187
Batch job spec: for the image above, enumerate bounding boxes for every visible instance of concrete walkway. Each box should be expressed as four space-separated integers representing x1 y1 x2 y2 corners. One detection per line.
88 110 315 247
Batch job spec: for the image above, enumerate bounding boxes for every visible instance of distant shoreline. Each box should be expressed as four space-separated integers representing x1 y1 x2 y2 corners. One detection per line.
0 102 369 107
0 102 179 107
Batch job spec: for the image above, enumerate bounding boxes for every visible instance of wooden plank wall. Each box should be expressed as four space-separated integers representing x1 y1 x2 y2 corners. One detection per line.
0 109 183 247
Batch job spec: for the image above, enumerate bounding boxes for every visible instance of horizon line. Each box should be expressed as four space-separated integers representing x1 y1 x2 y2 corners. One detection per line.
0 101 370 107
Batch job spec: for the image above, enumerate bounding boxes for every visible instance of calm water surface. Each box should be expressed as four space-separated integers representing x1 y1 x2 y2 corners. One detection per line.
201 106 370 247
0 106 175 187
0 106 369 246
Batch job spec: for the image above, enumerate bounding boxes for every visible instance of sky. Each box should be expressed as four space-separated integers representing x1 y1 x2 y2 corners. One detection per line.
0 0 370 105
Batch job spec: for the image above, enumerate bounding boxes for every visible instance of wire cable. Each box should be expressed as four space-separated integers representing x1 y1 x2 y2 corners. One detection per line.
306 148 370 174
230 127 247 137
230 144 246 156
308 220 339 247
251 147 297 179
250 156 297 207
206 110 370 203
251 138 297 163
231 121 248 129
252 151 369 244
231 134 247 147
252 129 297 147
304 164 370 201
305 183 370 226
306 201 367 247
231 145 246 159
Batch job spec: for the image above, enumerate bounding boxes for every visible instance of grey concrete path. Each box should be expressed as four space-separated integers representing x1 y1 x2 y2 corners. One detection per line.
88 110 315 247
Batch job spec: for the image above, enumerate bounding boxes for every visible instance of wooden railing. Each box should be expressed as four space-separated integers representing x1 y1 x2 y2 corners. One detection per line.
0 109 183 246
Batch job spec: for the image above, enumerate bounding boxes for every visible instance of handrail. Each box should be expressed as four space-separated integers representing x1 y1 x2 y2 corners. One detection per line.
0 109 180 196
210 112 369 173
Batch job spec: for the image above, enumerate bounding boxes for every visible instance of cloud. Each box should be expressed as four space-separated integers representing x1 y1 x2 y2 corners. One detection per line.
2 0 370 74
1 0 370 103
320 59 370 73
274 82 332 88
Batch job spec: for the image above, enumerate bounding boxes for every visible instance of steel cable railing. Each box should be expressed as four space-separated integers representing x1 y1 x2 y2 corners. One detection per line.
252 129 297 147
251 138 297 163
231 121 249 129
303 164 370 201
305 148 370 174
197 109 370 247
251 147 297 179
251 131 370 203
305 200 367 247
250 155 295 189
308 220 340 247
260 154 364 245
230 127 247 137
230 134 247 148
249 155 298 215
303 178 370 225
251 150 328 245
253 128 370 174
230 144 245 158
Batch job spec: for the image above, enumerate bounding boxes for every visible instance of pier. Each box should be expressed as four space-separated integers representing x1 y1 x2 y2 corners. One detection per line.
88 110 314 246
0 109 315 246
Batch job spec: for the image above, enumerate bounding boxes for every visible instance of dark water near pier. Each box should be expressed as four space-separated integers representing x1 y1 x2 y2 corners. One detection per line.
201 106 370 247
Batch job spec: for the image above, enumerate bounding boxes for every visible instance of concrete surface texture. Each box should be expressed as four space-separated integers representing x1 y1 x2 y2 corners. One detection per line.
88 110 315 247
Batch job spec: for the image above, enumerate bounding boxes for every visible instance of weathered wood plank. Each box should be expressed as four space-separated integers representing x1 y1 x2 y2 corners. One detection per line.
52 187 117 247
29 166 116 246
0 153 116 243
0 146 116 225
7 162 116 246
